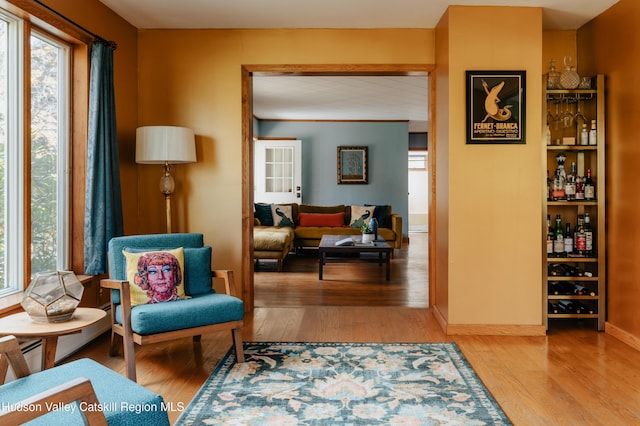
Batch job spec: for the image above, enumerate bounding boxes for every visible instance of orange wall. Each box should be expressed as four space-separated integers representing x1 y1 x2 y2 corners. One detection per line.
435 6 544 332
136 29 435 287
578 0 640 346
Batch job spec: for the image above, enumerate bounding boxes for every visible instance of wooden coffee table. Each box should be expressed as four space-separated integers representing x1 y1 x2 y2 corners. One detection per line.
318 234 393 280
0 307 106 370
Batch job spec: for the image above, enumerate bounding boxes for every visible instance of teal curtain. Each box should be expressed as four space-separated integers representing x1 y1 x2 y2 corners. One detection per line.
84 41 123 275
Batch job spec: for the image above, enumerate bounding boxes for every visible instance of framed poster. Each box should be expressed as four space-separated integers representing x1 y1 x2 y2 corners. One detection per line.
466 70 526 144
337 146 368 184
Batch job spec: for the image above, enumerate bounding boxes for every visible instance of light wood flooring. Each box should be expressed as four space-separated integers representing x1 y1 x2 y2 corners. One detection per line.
69 232 640 425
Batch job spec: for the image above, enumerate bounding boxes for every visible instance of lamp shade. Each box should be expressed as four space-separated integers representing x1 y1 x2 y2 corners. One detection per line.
136 126 196 164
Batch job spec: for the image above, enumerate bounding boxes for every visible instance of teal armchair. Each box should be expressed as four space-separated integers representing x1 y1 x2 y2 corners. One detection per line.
0 335 169 425
100 233 245 382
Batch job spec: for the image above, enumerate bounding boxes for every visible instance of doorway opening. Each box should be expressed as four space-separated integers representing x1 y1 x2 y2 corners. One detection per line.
241 65 435 312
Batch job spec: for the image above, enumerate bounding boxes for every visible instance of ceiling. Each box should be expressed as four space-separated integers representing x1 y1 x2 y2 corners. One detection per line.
97 0 619 132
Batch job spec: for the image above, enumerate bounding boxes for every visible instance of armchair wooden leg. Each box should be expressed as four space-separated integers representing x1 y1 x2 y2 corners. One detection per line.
122 336 137 382
109 331 121 356
193 335 201 343
232 328 245 363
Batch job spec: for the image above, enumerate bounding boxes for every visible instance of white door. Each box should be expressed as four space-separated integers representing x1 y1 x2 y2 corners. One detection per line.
254 139 302 204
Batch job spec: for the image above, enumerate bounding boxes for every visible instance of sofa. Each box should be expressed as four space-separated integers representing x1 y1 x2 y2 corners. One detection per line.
254 203 402 271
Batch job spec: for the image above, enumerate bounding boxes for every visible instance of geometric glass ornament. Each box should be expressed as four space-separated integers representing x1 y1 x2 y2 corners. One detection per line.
21 271 84 323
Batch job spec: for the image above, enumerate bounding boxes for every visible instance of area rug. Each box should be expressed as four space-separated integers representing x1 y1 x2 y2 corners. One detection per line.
176 342 511 425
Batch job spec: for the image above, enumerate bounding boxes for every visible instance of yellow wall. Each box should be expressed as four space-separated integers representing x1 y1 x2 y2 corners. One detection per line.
436 6 544 332
136 29 434 283
577 0 640 347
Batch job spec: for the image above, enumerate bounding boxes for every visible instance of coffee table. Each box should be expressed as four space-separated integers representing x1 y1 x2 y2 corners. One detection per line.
0 307 106 370
318 234 393 280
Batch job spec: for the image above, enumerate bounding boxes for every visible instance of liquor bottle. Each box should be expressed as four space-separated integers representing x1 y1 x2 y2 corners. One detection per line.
565 162 577 201
584 213 594 256
589 120 597 145
553 215 564 256
584 169 595 200
580 124 589 145
546 214 554 255
547 170 553 201
563 223 573 255
575 214 587 255
552 154 567 200
575 176 585 200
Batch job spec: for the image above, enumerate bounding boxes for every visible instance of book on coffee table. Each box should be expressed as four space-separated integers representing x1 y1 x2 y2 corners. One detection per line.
334 237 355 246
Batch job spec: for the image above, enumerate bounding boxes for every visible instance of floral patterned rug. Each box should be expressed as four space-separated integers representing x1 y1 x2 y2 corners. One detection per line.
176 342 511 425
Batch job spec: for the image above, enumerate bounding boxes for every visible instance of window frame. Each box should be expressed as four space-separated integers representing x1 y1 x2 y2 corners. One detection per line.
0 2 90 299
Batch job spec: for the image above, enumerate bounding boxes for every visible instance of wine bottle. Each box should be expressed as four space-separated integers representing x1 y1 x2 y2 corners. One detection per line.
553 215 564 256
558 299 580 313
589 120 597 146
557 300 577 313
575 176 585 200
565 162 577 201
584 213 594 256
548 302 560 314
546 214 554 255
548 281 562 295
563 223 573 255
574 284 596 297
584 169 595 200
547 170 553 201
574 301 595 314
575 214 587 255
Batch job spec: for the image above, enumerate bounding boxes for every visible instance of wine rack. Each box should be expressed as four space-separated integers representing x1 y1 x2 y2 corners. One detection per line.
543 74 606 331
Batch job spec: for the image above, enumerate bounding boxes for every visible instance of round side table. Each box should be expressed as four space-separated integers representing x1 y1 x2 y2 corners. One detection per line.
0 307 106 371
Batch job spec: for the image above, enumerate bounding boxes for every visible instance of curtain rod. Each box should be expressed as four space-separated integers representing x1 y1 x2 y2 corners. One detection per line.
34 0 117 50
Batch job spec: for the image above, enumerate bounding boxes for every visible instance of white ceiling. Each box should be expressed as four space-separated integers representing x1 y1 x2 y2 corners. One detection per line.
97 0 618 132
98 0 618 31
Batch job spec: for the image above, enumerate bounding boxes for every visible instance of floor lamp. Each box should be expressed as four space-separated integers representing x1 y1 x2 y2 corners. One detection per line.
136 126 196 233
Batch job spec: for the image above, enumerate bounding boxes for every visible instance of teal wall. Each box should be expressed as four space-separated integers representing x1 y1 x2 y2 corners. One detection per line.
258 120 409 237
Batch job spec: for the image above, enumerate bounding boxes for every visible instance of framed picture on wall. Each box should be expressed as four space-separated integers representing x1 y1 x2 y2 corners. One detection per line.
466 70 526 144
337 146 368 184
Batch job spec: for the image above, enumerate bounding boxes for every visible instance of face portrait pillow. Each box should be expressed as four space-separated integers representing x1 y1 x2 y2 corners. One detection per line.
123 247 187 306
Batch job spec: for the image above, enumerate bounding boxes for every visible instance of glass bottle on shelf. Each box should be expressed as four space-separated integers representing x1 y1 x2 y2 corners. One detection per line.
546 214 554 256
584 169 595 200
560 56 580 89
589 120 597 145
564 222 573 255
547 59 560 89
580 124 589 145
565 162 576 201
575 214 586 255
575 175 585 201
553 214 564 256
584 213 594 256
552 153 567 200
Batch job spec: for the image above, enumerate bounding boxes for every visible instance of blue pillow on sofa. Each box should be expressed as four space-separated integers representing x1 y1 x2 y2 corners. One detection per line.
254 203 274 226
365 204 389 227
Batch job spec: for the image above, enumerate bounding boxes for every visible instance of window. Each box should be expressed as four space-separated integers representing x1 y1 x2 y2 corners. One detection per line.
408 152 427 170
0 10 71 295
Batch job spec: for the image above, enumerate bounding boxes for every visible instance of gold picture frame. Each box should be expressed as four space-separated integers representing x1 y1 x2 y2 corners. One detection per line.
337 146 368 184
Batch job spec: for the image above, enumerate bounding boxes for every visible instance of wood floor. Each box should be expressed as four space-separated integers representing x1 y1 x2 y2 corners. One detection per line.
68 233 640 425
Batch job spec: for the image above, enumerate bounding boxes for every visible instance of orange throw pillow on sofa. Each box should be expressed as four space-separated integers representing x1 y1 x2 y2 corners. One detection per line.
298 212 345 227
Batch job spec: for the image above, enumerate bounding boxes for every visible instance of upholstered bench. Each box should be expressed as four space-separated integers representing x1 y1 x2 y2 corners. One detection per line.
253 225 295 271
0 357 169 425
